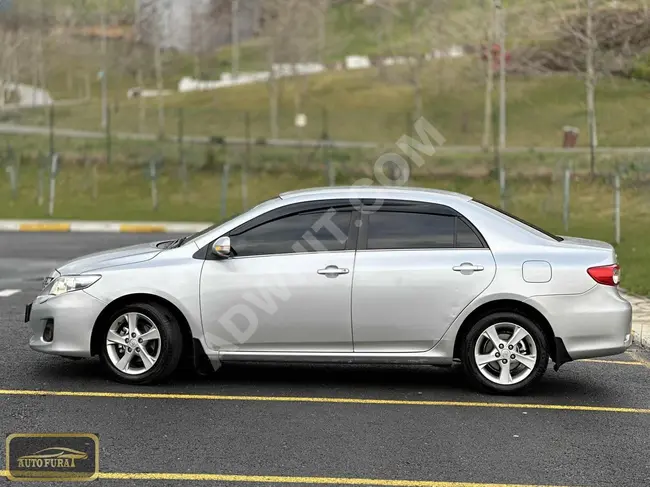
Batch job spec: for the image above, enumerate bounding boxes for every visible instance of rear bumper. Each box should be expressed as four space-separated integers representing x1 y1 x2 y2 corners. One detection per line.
28 291 106 358
527 285 633 360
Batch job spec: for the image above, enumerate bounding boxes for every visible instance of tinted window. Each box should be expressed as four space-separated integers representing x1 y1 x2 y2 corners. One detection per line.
231 210 352 257
367 212 455 249
456 218 483 248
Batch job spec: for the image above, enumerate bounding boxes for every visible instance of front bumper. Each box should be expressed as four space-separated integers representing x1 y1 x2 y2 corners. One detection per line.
27 291 106 358
527 285 633 360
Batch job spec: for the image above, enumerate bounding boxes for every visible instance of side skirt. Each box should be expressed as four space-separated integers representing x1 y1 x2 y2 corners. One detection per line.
217 350 454 366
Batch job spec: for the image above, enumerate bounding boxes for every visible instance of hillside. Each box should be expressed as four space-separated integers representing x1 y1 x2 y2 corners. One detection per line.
4 0 650 151
10 61 650 150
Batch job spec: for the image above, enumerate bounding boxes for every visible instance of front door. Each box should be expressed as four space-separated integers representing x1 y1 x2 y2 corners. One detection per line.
200 206 357 353
352 204 496 352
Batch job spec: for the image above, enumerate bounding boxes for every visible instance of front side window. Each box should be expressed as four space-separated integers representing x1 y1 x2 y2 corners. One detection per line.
230 210 352 257
366 211 483 250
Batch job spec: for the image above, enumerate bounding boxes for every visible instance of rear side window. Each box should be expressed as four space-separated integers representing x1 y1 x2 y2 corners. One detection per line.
366 212 484 250
473 200 563 242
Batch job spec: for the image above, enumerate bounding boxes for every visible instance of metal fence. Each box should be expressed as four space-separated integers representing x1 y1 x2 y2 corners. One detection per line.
2 137 649 251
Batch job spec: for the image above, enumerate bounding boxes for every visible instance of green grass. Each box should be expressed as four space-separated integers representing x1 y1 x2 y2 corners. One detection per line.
16 68 650 148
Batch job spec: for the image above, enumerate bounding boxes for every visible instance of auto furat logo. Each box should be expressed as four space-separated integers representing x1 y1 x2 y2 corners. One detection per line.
6 433 99 482
18 446 88 469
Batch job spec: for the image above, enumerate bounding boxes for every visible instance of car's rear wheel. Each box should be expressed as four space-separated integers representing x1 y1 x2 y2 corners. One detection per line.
462 312 549 394
99 303 183 385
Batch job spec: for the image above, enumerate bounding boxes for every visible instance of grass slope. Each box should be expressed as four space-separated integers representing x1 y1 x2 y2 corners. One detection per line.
16 67 650 148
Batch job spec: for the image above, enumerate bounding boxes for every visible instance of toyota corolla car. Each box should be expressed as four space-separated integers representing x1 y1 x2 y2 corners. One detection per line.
26 187 633 394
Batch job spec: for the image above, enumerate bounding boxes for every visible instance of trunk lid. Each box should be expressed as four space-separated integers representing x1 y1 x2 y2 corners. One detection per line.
558 236 618 265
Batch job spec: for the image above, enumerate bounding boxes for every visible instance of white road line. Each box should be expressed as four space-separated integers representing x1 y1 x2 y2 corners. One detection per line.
0 289 21 298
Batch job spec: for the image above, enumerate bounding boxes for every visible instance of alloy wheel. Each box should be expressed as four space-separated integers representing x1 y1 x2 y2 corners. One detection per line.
106 312 161 375
474 322 538 386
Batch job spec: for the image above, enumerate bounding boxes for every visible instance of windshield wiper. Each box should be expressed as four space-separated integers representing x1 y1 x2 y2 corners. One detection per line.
170 236 189 249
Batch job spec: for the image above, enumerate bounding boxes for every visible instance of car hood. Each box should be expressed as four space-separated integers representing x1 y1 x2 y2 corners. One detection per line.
56 241 167 275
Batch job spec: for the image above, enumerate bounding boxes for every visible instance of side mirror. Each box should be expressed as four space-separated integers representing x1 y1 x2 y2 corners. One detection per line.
211 236 231 258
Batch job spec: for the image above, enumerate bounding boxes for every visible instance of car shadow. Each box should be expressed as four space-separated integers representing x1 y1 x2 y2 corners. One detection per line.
27 356 612 402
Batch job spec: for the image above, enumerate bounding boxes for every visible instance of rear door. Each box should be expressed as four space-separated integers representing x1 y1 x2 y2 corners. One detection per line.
351 201 496 353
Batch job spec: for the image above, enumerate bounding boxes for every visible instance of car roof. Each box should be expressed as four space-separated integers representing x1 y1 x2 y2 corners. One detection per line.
278 186 472 203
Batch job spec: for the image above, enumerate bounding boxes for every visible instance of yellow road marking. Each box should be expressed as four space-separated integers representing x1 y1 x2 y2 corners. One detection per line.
0 389 647 414
0 470 576 486
18 223 70 232
119 224 166 233
579 359 644 366
628 351 650 369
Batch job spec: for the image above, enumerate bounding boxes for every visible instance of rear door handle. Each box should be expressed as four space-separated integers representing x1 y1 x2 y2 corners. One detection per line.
452 263 484 274
317 265 349 278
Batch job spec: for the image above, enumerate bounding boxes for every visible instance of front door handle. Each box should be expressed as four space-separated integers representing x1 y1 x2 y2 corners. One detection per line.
452 263 485 274
317 265 349 278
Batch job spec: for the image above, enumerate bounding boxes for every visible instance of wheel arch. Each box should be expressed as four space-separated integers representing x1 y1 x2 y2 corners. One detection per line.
453 299 556 362
90 293 194 360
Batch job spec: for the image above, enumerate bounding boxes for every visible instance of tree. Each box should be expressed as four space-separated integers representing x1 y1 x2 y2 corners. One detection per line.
403 0 428 120
358 0 398 83
585 0 597 175
545 0 609 175
259 0 319 139
481 1 496 150
0 1 43 109
495 0 507 151
136 0 166 137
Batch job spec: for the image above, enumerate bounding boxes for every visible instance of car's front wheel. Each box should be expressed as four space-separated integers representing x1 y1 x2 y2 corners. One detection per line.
462 312 549 394
98 302 183 384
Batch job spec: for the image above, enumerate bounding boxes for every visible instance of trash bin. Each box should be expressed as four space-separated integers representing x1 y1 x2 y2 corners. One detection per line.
563 126 579 148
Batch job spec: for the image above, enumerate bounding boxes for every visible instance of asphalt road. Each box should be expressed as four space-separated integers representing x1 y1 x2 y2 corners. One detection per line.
1 232 649 487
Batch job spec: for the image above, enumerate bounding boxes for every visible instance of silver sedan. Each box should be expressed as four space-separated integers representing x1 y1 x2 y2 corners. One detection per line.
26 187 633 394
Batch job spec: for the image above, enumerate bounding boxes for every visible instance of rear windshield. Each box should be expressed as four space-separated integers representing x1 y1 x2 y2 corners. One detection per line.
473 200 564 242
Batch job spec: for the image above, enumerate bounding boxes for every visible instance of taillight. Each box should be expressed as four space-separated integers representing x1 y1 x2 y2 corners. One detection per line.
587 264 620 286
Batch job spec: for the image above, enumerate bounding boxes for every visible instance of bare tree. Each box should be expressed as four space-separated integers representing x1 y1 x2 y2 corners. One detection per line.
231 0 240 78
259 0 316 139
359 0 397 82
316 0 330 65
292 1 328 118
585 0 597 174
154 24 165 137
495 0 507 150
404 0 427 120
546 0 607 174
481 1 496 150
262 2 280 139
136 0 166 136
100 0 108 129
0 2 40 109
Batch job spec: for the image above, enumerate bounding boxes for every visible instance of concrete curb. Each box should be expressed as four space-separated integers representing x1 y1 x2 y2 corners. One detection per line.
632 329 649 349
621 291 650 349
0 220 212 234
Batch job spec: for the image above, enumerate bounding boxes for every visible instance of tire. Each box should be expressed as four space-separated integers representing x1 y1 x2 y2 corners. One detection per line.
461 311 549 395
98 302 183 385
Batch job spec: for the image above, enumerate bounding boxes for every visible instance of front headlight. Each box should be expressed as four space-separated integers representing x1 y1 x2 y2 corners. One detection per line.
42 270 61 290
43 275 102 297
